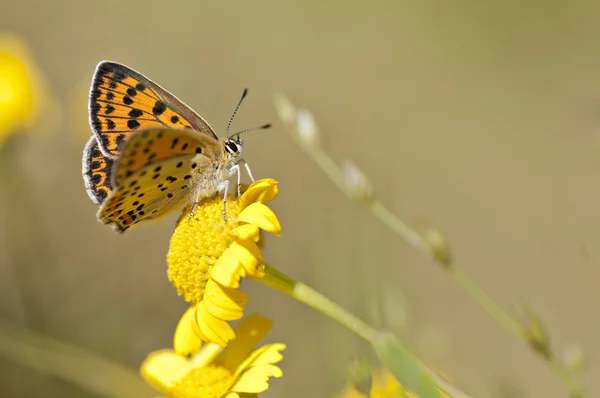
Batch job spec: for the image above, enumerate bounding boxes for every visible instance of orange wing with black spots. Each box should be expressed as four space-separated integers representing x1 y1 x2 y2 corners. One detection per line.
97 128 227 233
89 61 218 157
111 127 223 187
82 136 114 205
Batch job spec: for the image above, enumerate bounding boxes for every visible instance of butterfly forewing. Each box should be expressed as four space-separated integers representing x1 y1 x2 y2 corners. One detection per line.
82 136 115 205
89 61 217 157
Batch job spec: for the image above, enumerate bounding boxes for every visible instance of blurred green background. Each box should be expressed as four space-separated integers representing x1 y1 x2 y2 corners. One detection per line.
1 0 600 397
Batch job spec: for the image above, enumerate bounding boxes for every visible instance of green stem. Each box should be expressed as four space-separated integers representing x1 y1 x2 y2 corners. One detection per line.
257 264 452 398
369 200 427 252
451 268 523 338
258 264 378 343
548 359 587 398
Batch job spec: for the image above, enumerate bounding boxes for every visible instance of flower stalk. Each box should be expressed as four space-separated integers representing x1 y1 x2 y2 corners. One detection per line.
258 264 448 398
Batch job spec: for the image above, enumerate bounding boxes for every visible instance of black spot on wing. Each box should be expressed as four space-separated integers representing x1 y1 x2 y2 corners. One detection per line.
152 101 166 116
127 119 141 130
128 108 143 118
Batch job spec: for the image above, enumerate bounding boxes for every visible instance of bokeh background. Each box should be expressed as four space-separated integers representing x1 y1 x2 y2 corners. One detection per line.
1 1 600 397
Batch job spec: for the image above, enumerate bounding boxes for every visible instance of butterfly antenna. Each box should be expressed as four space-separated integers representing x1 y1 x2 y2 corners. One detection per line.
226 88 248 139
230 123 272 141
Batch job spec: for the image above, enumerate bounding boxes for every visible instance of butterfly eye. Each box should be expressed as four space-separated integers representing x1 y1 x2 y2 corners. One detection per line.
225 140 241 155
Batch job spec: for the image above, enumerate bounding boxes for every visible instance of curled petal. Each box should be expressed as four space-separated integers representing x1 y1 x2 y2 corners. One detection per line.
228 241 263 277
204 279 249 321
173 306 202 356
194 302 236 347
211 248 247 288
229 224 261 243
240 179 279 210
238 203 281 236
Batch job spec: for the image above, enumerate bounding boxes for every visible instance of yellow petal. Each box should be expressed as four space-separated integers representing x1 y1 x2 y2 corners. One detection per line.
234 344 286 378
227 241 263 277
240 179 279 210
194 302 236 346
174 306 203 356
204 279 249 320
215 314 273 373
211 248 246 288
140 350 191 392
222 393 241 398
228 224 261 243
238 203 281 236
230 364 283 393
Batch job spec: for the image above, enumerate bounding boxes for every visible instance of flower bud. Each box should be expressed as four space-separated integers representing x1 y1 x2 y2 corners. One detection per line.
295 109 319 148
519 306 552 360
421 229 452 268
273 93 297 125
343 161 373 203
564 344 586 373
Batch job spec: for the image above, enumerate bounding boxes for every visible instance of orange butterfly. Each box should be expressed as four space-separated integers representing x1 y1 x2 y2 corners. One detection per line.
82 61 269 232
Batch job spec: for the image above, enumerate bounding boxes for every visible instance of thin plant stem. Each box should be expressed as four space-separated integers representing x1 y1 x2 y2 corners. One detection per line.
274 97 588 397
257 264 456 398
258 263 378 343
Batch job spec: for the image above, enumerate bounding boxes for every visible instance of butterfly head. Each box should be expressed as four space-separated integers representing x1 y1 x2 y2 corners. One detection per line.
224 138 243 158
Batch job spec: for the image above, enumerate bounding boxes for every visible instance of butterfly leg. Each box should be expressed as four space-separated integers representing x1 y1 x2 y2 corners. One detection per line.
188 186 207 221
229 164 242 197
221 180 230 220
236 158 255 182
234 158 255 196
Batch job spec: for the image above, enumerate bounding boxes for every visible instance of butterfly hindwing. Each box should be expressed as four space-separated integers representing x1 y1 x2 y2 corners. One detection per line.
98 155 204 233
97 128 226 232
89 61 218 157
82 136 114 205
111 128 224 187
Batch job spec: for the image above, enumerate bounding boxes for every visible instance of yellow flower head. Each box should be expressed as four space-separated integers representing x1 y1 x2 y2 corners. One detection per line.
141 313 285 398
338 368 450 398
167 179 281 348
0 35 38 145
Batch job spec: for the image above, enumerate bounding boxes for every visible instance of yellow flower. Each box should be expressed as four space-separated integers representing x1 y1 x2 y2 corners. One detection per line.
337 369 450 398
0 34 56 147
167 178 281 348
141 313 285 398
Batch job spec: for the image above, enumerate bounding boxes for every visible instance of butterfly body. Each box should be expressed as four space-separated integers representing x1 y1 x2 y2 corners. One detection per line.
82 61 249 233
